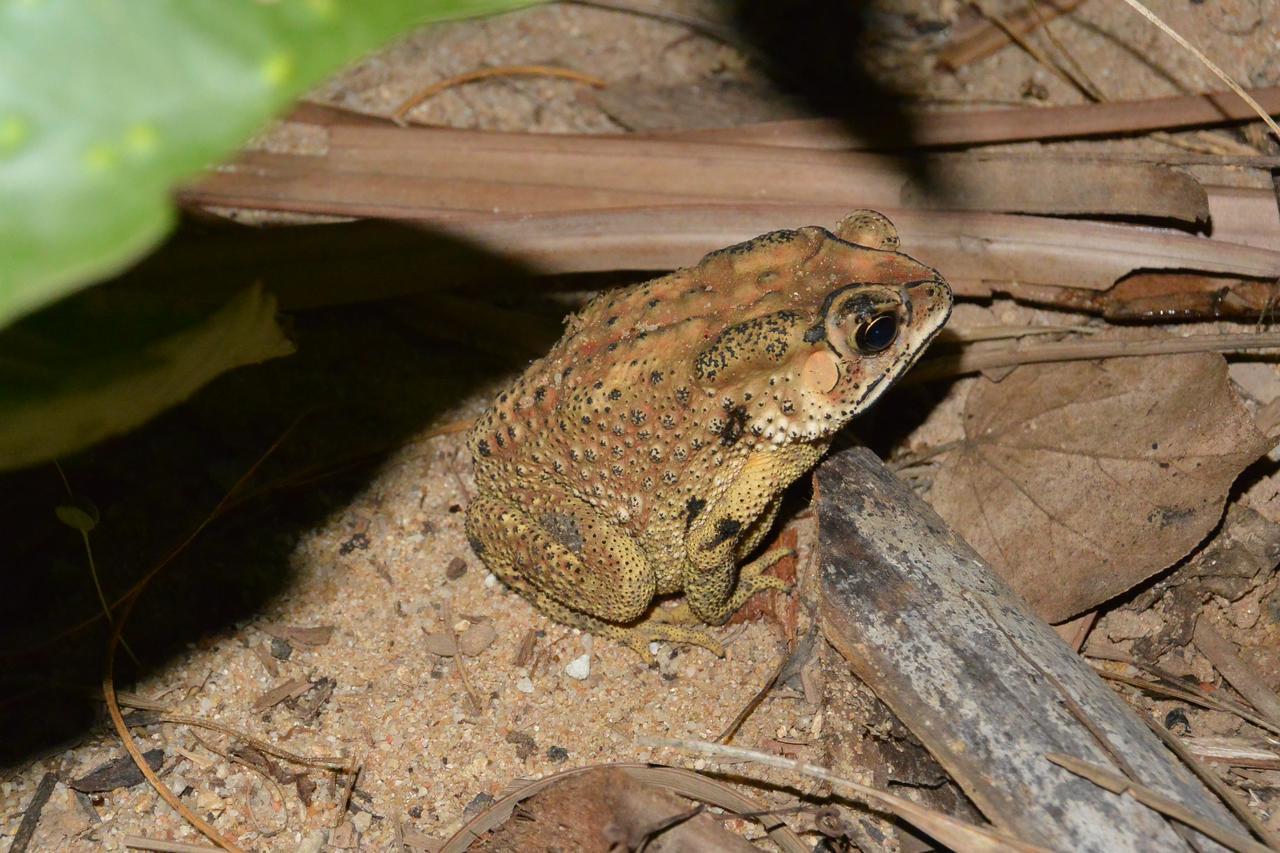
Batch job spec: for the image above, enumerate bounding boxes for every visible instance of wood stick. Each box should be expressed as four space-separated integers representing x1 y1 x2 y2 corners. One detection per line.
815 447 1250 851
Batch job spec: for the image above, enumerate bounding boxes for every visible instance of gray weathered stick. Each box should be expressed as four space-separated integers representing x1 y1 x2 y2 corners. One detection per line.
816 447 1249 852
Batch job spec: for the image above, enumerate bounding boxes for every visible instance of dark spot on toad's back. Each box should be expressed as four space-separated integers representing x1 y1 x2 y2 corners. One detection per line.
541 511 584 554
709 517 742 547
719 406 749 446
685 497 706 529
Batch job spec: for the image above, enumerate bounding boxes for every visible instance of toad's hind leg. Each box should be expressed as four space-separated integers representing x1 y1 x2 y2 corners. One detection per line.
465 493 725 656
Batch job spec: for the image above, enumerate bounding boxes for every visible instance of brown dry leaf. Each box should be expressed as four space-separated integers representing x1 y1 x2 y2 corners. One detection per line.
928 338 1272 622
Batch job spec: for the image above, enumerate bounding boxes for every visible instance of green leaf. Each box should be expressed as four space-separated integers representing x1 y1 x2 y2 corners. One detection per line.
0 0 540 330
0 284 294 471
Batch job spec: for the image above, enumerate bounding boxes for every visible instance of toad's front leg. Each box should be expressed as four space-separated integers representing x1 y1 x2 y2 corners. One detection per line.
683 443 824 624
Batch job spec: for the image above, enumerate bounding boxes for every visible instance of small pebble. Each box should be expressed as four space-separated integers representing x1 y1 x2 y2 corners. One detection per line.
352 811 373 833
484 572 498 588
515 676 535 694
564 654 591 680
422 633 458 657
295 828 328 853
270 637 293 661
463 792 496 819
546 746 569 763
459 623 497 657
445 557 467 580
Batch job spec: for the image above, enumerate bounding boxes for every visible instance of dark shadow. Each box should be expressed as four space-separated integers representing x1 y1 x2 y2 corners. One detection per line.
0 217 556 765
846 378 956 460
729 0 936 186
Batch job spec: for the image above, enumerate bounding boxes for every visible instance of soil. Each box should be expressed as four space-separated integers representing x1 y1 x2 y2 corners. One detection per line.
3 1 1279 850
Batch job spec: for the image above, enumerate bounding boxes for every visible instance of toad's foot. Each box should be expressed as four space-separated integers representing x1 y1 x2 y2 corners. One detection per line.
714 548 794 623
620 621 726 659
523 588 726 658
650 600 700 625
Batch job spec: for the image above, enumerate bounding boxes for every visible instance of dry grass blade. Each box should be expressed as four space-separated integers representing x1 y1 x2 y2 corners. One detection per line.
123 838 222 853
1193 618 1280 730
1092 667 1280 739
148 714 350 772
198 125 1211 224
644 738 1050 853
101 420 305 853
668 85 1280 149
938 0 1087 71
911 330 1280 382
104 651 242 851
1140 717 1280 850
1045 753 1271 853
942 324 1096 342
392 65 606 123
1117 0 1280 143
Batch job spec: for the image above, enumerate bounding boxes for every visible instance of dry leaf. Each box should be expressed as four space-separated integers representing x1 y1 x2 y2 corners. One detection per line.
928 339 1272 622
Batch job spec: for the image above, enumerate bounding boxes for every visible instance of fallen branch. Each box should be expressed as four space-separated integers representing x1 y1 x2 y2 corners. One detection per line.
814 447 1253 849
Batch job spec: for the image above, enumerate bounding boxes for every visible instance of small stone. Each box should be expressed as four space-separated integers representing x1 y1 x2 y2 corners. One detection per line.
270 637 293 660
565 654 591 680
330 820 358 849
352 811 373 833
546 746 569 763
484 572 498 588
463 792 496 819
515 676 535 694
445 557 468 580
505 730 537 760
294 828 328 853
422 633 458 656
459 623 497 657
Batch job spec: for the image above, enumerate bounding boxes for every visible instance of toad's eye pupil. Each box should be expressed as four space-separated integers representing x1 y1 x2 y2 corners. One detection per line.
855 313 898 354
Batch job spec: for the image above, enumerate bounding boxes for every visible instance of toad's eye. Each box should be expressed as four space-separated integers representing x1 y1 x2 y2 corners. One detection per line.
853 312 899 354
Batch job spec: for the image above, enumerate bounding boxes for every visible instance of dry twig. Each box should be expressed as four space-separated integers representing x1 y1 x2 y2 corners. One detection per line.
645 737 1049 853
1193 617 1280 730
10 772 57 853
392 65 606 124
911 330 1280 382
1117 0 1280 142
122 838 222 853
1139 716 1280 850
1046 753 1270 853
